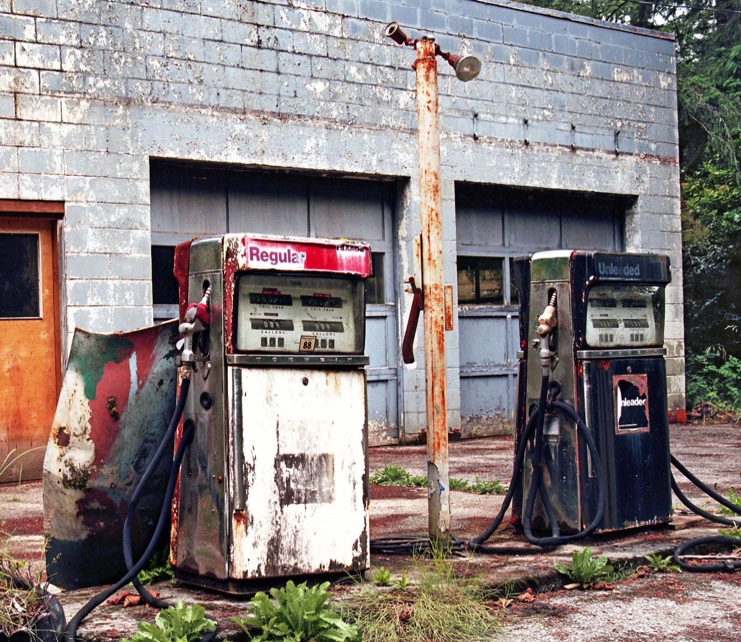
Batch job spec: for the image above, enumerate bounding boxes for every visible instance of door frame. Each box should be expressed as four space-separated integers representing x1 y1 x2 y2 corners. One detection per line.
0 200 64 481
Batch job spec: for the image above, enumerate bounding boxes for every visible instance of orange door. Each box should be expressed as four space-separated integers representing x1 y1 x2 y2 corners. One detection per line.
0 215 61 482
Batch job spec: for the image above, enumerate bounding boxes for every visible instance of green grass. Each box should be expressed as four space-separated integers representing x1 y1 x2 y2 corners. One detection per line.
0 552 50 637
344 549 501 642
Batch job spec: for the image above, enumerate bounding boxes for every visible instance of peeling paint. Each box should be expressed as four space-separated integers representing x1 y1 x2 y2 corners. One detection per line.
43 321 179 589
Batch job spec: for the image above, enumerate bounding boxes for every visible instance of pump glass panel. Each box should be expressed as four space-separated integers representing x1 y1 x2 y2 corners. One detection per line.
586 285 664 348
235 273 364 354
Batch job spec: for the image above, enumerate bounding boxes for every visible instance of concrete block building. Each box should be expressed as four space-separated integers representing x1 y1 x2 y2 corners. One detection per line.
0 0 683 477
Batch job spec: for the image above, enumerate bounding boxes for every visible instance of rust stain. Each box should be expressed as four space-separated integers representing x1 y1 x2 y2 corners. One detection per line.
444 285 454 331
106 395 120 420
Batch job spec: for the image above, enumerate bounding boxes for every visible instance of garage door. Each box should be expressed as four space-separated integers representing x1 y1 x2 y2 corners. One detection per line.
456 184 626 436
150 163 399 444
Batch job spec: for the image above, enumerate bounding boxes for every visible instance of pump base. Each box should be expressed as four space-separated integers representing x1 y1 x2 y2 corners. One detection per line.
173 569 364 596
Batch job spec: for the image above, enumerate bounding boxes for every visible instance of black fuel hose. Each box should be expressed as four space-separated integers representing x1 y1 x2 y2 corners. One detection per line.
671 454 741 521
64 418 195 642
670 474 741 528
468 378 606 552
521 399 606 547
466 411 541 551
122 378 191 609
668 453 741 572
672 536 741 573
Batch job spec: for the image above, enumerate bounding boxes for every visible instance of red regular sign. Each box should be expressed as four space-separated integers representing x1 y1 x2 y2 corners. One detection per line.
236 236 371 277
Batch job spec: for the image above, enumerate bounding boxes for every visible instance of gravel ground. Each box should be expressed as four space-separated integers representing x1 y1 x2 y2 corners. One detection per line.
497 571 741 642
1 422 739 641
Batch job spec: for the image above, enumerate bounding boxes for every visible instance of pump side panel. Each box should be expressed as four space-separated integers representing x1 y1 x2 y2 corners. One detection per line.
580 357 672 530
173 264 228 581
228 367 369 579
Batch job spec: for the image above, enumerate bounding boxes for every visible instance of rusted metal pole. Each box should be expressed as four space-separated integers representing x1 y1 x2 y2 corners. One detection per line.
415 37 450 544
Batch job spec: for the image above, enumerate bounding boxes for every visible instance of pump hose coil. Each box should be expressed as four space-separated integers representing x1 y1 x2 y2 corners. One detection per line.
668 454 741 573
468 375 607 551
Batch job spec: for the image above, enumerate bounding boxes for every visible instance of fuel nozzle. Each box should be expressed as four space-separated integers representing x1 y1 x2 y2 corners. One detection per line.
536 291 558 373
537 291 557 337
179 286 212 372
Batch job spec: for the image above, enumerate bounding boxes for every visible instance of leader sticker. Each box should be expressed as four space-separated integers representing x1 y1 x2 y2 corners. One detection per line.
614 374 650 433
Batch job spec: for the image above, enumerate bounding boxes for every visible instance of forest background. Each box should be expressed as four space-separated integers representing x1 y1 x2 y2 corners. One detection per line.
522 1 741 416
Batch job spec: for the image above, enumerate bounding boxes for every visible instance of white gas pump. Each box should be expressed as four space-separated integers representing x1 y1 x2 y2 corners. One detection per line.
171 234 371 593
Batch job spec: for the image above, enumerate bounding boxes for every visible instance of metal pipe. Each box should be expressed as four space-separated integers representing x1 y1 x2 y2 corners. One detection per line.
415 37 450 544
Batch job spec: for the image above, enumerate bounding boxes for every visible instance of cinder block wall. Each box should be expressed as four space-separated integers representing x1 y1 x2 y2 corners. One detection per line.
0 0 684 417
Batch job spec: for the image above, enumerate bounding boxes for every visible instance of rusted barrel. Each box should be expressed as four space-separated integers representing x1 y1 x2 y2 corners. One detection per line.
43 321 179 589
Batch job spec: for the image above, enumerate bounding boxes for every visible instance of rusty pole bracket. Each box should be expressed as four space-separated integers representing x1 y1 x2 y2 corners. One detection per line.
402 276 424 364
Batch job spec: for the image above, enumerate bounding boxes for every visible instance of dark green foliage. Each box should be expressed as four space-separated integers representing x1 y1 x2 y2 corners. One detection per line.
369 465 426 488
233 580 360 642
686 353 741 413
137 548 174 586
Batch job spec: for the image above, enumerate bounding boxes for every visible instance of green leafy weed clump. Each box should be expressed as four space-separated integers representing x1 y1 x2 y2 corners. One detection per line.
554 547 615 589
643 553 680 573
122 601 215 642
233 580 359 642
718 487 741 517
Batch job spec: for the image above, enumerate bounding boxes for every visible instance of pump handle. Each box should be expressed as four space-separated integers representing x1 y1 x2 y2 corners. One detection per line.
401 277 424 364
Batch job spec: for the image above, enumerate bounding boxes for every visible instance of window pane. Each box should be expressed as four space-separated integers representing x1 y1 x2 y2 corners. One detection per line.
457 256 504 305
365 252 385 304
152 245 179 305
457 257 477 304
478 258 504 304
509 258 519 306
0 233 40 318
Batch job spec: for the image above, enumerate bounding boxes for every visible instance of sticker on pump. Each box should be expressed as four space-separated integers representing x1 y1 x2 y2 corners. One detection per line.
299 336 316 352
614 374 650 433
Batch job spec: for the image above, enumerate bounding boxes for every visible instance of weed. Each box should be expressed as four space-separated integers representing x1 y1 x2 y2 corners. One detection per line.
395 571 411 590
372 567 392 587
137 548 174 586
233 580 359 642
469 477 508 495
345 551 500 641
370 465 425 487
718 487 741 516
123 600 215 642
448 477 471 491
0 447 42 482
369 466 507 495
0 553 54 638
554 547 615 589
718 525 741 539
644 553 681 573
